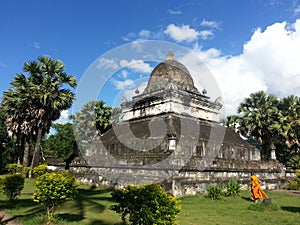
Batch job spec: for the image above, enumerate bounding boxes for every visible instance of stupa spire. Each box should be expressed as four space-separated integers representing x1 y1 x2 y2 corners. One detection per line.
166 49 176 61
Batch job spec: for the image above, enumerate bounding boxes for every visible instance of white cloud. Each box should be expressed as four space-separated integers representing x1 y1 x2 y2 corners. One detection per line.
139 29 152 38
201 19 220 29
294 5 300 14
183 20 300 117
122 81 148 100
54 110 70 124
119 59 152 73
121 70 128 79
28 42 41 49
97 57 119 70
33 42 40 49
164 24 200 42
121 32 137 41
111 79 135 90
198 30 214 40
167 9 182 15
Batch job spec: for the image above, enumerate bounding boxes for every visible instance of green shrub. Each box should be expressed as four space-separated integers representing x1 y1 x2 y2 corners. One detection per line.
0 174 25 201
23 166 30 178
5 163 23 174
295 169 300 184
33 171 78 224
110 184 181 225
207 184 222 200
287 181 299 190
33 164 49 177
224 178 241 197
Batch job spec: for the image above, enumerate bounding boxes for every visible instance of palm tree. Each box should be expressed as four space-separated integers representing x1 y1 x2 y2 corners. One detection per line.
224 115 242 131
94 100 112 135
237 91 278 159
72 100 112 143
24 56 77 176
274 95 300 159
2 74 34 166
3 56 77 176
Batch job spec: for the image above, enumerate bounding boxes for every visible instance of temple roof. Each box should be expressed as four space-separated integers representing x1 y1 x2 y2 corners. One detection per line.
143 50 199 94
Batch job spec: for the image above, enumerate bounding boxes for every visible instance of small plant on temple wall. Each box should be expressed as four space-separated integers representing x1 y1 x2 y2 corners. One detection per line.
207 183 223 200
224 178 241 197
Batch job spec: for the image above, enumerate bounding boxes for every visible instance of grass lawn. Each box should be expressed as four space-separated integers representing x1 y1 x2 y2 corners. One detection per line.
0 178 300 225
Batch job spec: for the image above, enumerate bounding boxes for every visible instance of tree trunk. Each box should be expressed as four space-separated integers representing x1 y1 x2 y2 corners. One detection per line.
22 140 30 167
29 127 43 178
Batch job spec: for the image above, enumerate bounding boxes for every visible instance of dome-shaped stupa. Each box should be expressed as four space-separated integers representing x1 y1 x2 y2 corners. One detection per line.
143 50 198 94
121 51 222 122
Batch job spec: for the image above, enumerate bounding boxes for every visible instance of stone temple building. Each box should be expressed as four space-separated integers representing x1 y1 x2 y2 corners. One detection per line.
52 51 287 195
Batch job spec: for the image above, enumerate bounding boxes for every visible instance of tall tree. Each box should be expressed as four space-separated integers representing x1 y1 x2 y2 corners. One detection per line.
273 95 300 161
2 56 77 176
237 91 278 159
72 100 112 144
25 56 77 176
43 123 75 160
224 115 242 131
0 105 11 171
42 122 77 169
2 74 34 166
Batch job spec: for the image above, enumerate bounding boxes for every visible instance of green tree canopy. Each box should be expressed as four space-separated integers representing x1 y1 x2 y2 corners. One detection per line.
43 122 76 162
227 91 300 164
72 100 112 143
237 91 278 159
2 56 77 176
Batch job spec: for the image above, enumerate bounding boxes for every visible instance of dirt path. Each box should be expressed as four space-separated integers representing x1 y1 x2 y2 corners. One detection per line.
270 189 300 196
0 210 23 225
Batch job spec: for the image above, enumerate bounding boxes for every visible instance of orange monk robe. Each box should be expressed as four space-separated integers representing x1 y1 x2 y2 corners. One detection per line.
250 175 268 200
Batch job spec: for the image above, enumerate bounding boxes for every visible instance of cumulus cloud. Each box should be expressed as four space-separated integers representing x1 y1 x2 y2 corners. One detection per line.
164 24 200 42
119 59 152 73
183 20 300 117
54 110 70 124
111 79 135 90
139 29 152 39
97 57 119 70
198 30 214 40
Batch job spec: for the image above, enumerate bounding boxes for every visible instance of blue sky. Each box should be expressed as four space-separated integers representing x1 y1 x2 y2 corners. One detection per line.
1 0 300 121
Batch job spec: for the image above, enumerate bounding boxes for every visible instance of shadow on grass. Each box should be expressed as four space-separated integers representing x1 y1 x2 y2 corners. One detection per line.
0 199 44 224
89 219 124 225
0 198 44 216
0 186 117 224
73 187 111 211
281 206 300 213
241 196 252 202
55 213 85 222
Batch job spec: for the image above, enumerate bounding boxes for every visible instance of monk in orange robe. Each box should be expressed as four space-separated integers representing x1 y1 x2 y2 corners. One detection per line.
250 173 268 201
